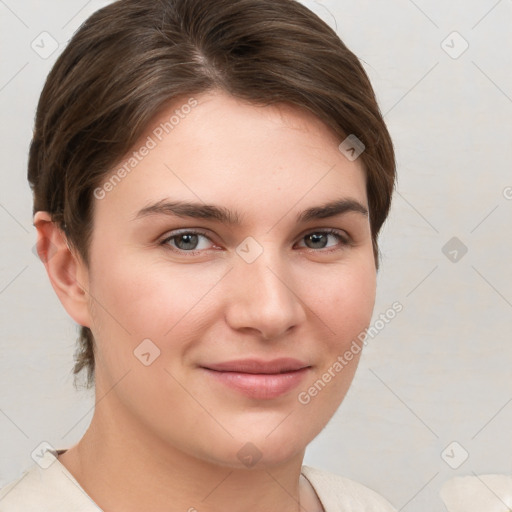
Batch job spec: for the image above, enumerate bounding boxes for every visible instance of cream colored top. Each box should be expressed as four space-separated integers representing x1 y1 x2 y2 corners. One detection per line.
0 449 396 511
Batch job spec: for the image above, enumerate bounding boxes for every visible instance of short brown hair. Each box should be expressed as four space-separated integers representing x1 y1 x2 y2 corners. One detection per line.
28 0 396 388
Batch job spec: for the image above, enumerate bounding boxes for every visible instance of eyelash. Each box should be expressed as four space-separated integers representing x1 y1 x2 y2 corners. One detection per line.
159 228 352 255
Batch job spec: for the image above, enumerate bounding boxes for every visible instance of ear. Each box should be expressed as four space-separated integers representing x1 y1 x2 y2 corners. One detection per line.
33 212 92 328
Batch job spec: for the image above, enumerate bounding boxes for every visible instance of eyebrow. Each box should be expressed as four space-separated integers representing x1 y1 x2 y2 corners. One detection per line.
133 197 368 224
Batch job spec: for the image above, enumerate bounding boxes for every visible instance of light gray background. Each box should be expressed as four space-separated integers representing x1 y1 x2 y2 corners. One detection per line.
1 1 511 510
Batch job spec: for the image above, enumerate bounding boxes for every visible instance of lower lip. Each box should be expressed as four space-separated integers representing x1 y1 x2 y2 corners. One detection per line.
202 367 310 400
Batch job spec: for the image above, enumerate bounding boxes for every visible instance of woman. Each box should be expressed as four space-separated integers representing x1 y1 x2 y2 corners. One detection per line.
0 0 396 510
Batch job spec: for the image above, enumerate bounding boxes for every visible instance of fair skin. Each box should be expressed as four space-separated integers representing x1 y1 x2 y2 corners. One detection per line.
35 90 376 512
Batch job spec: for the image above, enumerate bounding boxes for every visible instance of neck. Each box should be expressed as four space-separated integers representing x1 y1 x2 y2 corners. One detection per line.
59 394 310 512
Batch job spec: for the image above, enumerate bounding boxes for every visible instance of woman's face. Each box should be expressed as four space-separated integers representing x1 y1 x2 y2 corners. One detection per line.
83 90 376 467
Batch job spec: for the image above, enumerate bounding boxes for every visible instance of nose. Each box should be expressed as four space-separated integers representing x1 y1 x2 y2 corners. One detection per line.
224 248 307 340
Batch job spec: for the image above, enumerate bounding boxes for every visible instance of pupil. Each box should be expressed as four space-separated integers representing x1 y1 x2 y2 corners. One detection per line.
306 233 327 249
177 234 198 250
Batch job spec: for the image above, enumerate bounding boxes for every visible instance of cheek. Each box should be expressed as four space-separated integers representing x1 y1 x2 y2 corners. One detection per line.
291 262 375 431
304 259 376 347
87 252 227 363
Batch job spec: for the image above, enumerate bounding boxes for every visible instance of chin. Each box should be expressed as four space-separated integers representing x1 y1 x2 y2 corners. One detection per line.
228 426 314 470
210 443 306 471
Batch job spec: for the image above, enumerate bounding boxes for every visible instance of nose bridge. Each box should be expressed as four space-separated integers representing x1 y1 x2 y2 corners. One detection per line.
247 252 291 302
226 241 305 338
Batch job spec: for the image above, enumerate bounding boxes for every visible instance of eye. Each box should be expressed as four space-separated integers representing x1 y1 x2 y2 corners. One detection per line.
161 230 215 252
160 228 351 255
296 229 350 251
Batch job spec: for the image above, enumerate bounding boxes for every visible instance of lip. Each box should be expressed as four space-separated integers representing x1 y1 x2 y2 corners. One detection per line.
201 358 311 400
204 358 309 374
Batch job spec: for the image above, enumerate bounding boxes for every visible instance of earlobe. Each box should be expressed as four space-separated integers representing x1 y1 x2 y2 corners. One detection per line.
33 211 91 328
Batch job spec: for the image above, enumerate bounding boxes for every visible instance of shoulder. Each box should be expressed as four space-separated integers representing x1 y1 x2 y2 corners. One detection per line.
301 465 397 512
0 449 101 512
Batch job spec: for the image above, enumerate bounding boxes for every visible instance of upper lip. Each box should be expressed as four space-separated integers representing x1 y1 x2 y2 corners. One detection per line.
202 358 310 374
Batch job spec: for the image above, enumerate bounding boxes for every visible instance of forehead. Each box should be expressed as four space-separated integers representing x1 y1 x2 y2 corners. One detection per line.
93 90 367 224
